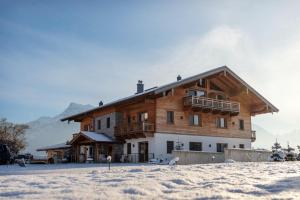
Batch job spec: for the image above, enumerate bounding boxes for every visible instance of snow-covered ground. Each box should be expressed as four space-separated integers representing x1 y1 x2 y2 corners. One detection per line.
0 162 300 199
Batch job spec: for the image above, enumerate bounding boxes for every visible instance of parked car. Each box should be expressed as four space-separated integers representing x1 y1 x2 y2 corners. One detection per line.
0 144 12 165
14 153 33 164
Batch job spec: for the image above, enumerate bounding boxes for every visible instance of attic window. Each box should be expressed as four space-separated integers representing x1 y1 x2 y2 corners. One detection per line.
210 82 223 92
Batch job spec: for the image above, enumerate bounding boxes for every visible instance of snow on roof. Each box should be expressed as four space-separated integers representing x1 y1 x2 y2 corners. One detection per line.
80 131 114 142
36 143 71 151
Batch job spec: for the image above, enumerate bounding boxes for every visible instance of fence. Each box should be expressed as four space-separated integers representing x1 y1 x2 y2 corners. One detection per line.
173 148 272 165
225 148 272 162
172 150 225 165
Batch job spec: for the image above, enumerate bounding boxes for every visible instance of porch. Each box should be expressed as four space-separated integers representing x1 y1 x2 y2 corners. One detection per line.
70 131 122 163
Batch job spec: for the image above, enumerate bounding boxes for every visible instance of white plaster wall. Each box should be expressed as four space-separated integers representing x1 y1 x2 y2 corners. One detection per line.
95 112 117 138
123 133 251 161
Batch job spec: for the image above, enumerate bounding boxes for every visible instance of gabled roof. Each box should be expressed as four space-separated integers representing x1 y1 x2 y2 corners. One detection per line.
36 143 71 151
70 131 115 144
61 66 278 122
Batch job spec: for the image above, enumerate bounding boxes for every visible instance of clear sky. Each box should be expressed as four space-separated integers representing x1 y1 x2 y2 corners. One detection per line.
1 1 300 134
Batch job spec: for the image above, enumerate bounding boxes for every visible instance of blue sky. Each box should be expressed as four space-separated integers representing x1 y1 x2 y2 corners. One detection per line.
1 1 300 134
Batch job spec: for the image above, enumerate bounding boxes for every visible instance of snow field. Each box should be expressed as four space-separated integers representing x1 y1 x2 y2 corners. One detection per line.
0 162 299 200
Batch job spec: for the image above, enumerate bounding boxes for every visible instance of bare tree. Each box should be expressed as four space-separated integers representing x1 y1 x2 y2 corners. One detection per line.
0 118 29 155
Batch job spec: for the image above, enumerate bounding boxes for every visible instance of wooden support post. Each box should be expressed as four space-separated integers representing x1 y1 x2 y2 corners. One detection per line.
206 80 210 96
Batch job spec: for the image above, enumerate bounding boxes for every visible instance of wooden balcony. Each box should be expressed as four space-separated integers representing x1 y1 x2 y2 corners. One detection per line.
251 130 256 142
183 96 240 116
115 122 155 140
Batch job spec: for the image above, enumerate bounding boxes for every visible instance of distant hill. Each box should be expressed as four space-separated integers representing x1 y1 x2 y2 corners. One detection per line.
24 103 94 155
252 124 300 150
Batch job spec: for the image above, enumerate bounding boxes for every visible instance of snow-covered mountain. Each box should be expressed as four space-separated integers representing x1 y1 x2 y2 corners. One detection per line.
25 103 94 154
252 124 300 150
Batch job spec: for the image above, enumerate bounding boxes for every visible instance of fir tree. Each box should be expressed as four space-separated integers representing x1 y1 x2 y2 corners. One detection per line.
271 139 281 152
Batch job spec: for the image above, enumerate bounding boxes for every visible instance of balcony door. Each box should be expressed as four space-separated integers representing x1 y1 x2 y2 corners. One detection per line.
138 112 148 123
188 90 206 97
138 141 149 162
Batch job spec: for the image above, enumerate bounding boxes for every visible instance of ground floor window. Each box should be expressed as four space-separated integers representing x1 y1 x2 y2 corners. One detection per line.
239 144 245 149
216 143 228 152
167 141 174 154
189 142 202 151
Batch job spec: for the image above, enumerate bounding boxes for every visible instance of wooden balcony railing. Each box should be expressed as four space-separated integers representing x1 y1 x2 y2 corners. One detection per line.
183 96 240 115
115 122 155 139
251 130 256 142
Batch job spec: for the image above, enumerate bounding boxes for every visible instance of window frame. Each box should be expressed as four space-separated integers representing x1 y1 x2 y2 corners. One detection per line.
239 119 244 130
189 142 202 151
106 117 111 129
167 141 174 154
216 117 227 129
83 124 89 131
189 113 202 126
239 144 245 149
97 120 101 130
167 111 174 124
216 143 228 152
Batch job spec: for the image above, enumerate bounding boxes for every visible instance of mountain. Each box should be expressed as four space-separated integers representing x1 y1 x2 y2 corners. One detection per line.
252 124 276 149
252 124 300 150
24 103 94 155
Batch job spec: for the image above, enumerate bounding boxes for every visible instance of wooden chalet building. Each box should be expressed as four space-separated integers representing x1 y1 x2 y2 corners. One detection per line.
61 66 278 163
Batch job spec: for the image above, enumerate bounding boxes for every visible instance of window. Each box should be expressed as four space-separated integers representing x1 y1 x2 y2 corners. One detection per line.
217 143 228 152
188 90 206 97
189 114 201 126
106 117 110 128
189 142 202 151
127 115 131 125
97 120 101 130
127 143 131 154
210 82 223 91
83 125 89 131
167 141 174 154
239 119 244 130
216 117 227 128
167 111 174 124
239 144 245 149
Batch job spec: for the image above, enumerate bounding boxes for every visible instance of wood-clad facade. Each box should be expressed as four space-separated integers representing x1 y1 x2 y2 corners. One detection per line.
61 66 278 162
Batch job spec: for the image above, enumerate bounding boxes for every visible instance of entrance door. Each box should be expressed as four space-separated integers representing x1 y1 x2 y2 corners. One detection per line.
138 142 149 162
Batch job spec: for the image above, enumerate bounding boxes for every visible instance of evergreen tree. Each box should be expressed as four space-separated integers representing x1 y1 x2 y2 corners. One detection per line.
271 139 281 152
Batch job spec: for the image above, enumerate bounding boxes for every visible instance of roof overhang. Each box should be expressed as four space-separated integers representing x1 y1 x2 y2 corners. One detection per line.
36 143 71 151
69 131 116 145
154 66 279 114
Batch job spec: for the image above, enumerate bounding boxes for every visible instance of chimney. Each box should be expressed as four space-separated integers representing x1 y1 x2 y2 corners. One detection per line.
99 101 103 107
177 75 182 81
136 80 144 94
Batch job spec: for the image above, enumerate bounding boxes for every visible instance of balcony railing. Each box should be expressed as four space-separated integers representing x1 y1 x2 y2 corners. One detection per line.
183 96 240 115
251 130 256 142
115 122 155 139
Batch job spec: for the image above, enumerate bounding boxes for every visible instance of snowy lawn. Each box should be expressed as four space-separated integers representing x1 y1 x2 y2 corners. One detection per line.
0 162 300 200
